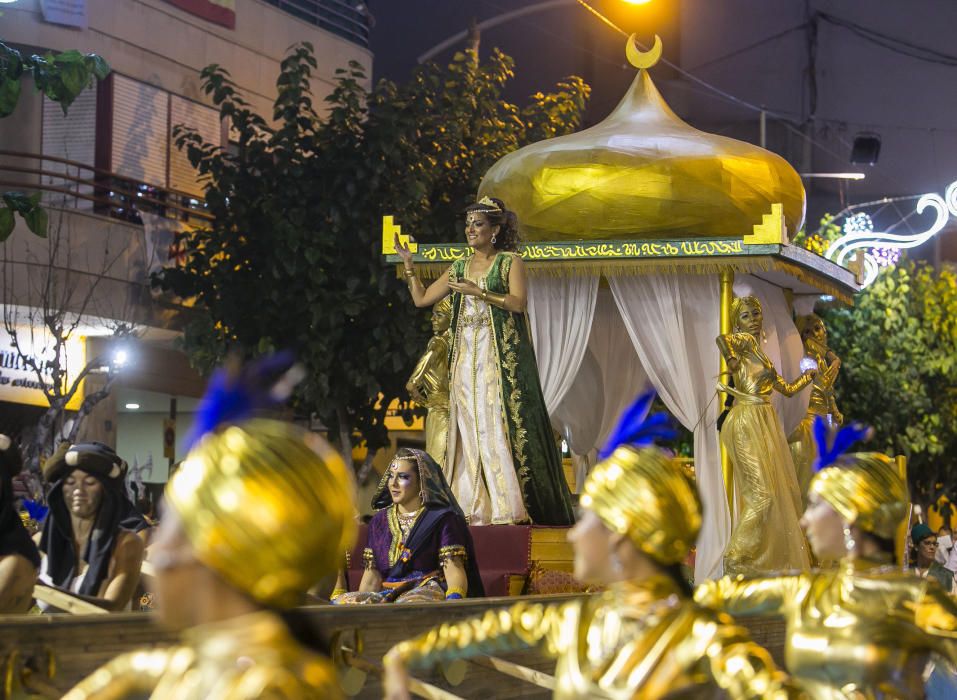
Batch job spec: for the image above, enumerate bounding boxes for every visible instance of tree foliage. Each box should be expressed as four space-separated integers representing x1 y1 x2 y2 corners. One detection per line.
823 260 957 505
792 214 842 258
154 43 589 467
0 41 110 238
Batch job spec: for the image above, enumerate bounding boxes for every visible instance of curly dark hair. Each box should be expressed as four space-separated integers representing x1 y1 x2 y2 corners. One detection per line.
464 197 522 252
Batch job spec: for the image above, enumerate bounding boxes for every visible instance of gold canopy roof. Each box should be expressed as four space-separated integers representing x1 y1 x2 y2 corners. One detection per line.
478 45 806 242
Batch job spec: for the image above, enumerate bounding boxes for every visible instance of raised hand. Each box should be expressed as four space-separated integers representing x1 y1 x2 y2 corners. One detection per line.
394 233 413 266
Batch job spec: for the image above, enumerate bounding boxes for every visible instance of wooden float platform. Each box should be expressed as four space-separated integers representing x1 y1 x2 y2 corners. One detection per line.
0 597 787 699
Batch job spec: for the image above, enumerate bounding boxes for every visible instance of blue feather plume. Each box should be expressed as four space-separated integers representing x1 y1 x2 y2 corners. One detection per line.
811 415 872 472
22 499 48 523
185 351 303 450
598 391 677 460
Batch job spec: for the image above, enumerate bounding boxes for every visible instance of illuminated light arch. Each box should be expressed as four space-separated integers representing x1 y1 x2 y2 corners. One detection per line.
825 180 955 287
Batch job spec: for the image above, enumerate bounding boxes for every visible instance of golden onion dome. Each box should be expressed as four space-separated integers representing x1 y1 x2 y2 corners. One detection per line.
478 37 806 241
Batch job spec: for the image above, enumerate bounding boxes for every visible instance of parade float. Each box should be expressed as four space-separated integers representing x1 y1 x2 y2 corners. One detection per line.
0 37 860 700
384 35 858 585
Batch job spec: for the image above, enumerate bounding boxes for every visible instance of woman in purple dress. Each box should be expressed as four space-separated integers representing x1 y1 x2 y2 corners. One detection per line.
335 448 483 604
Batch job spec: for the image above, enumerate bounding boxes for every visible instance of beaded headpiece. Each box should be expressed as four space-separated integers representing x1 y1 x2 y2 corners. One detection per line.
582 392 700 565
372 448 462 517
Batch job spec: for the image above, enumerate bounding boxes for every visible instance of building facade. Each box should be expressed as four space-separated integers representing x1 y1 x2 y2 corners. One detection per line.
1 0 372 483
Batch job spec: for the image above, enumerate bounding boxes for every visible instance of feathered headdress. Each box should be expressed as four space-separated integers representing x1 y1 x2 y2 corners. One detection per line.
186 351 305 450
598 390 677 460
585 392 698 565
22 499 48 524
808 416 906 541
170 352 356 609
812 416 872 472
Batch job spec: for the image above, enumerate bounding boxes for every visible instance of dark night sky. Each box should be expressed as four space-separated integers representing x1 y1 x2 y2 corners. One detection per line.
367 0 682 126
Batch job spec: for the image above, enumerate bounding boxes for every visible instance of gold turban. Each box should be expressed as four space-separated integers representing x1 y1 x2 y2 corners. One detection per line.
809 453 908 540
166 418 356 609
581 446 700 565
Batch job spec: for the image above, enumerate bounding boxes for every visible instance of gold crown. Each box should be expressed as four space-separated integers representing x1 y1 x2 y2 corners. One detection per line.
476 196 502 211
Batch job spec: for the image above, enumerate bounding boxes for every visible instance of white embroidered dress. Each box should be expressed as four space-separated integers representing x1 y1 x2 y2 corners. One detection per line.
445 263 529 525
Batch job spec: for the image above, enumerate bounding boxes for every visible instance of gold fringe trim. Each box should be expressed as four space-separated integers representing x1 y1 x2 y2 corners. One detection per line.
771 261 856 305
402 257 776 280
396 256 856 304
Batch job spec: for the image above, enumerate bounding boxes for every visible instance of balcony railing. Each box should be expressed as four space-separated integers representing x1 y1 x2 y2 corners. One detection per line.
262 0 372 48
0 151 213 227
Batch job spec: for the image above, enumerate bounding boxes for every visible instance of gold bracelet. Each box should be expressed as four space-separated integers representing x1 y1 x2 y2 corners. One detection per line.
481 290 506 307
403 268 416 278
445 585 466 599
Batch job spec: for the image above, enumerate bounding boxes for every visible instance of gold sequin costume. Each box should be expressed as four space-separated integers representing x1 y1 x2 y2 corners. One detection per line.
788 315 842 504
717 300 814 575
62 611 338 700
387 443 799 699
406 296 452 467
65 418 357 700
697 451 957 699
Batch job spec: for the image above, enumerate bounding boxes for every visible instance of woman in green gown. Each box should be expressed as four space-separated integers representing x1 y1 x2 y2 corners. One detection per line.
396 196 573 526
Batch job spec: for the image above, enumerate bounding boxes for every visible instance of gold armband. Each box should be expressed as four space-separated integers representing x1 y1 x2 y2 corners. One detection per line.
480 289 506 307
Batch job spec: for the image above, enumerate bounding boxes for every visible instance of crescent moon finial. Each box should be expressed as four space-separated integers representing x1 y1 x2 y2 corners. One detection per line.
626 33 663 70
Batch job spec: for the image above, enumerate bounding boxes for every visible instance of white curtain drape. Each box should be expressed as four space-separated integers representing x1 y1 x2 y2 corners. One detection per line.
733 276 810 434
588 289 653 447
527 275 599 414
609 274 729 581
551 289 653 490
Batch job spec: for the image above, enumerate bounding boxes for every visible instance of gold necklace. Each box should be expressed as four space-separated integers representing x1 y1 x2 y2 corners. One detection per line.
396 506 422 538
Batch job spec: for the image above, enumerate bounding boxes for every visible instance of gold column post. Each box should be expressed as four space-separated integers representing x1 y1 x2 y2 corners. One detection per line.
896 455 909 568
719 269 734 514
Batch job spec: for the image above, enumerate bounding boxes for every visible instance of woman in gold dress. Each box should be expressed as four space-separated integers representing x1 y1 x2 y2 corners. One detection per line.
64 355 356 699
383 393 799 699
788 313 843 504
697 420 957 699
717 295 815 575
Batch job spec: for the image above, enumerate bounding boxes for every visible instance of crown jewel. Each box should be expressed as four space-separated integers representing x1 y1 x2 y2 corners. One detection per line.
476 196 502 211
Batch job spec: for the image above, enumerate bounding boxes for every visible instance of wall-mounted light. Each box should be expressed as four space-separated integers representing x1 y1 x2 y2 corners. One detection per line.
125 403 140 410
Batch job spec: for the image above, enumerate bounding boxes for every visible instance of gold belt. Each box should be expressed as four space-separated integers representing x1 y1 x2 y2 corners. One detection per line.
460 312 491 328
717 383 771 405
